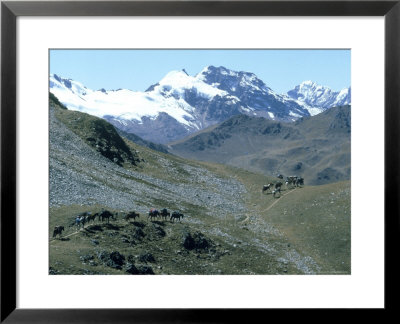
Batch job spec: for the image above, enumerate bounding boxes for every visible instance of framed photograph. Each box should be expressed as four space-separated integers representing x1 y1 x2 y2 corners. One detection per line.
1 0 399 322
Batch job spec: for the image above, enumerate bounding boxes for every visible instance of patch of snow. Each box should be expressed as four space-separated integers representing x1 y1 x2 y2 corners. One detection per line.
289 111 302 118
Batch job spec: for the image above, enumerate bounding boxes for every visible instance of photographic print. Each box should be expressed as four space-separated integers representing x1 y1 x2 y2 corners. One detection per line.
49 49 351 275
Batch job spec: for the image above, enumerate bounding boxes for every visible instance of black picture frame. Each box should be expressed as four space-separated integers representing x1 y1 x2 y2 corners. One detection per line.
1 0 399 322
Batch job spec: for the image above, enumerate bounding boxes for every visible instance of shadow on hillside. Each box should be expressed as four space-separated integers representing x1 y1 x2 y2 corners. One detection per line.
150 220 166 226
103 223 122 231
131 221 145 228
86 225 103 232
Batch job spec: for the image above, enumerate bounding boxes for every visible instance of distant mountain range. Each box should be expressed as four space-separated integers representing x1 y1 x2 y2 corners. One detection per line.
50 66 350 144
169 105 351 185
287 80 351 116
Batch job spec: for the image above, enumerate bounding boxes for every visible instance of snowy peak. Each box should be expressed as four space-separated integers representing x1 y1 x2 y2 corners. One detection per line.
196 65 270 94
153 68 229 100
196 65 308 120
335 87 351 103
50 66 350 144
287 81 351 112
51 74 88 97
160 69 191 83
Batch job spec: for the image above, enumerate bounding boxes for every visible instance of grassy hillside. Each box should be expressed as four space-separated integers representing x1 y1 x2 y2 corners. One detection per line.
49 96 350 275
55 106 140 166
253 180 351 274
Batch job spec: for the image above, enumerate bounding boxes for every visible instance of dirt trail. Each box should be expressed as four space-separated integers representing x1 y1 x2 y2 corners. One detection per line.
207 187 298 227
240 187 297 224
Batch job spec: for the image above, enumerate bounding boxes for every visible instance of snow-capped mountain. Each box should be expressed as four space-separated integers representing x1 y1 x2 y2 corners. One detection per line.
287 80 351 116
196 66 309 120
50 66 350 144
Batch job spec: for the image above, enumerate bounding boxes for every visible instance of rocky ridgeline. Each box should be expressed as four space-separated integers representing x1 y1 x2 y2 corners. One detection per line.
53 103 140 166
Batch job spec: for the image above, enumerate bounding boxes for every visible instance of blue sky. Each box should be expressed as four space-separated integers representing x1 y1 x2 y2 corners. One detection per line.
50 49 350 94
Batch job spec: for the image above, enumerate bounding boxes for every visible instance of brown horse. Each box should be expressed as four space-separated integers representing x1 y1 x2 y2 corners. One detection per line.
295 177 304 187
148 209 160 221
124 211 140 221
53 226 65 238
99 210 114 223
86 213 96 223
160 208 170 221
170 211 184 222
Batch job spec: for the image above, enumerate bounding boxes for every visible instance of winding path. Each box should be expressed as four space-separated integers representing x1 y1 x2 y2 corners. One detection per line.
240 187 297 224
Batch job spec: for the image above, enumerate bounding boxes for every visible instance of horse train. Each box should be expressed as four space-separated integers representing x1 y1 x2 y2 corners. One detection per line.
262 175 304 198
52 207 184 239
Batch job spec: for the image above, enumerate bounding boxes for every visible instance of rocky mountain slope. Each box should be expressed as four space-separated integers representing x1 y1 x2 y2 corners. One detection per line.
169 105 351 185
49 95 350 275
50 66 350 144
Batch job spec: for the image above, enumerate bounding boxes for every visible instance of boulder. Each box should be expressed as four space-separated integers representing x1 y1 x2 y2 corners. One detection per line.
136 265 154 275
139 251 155 263
182 229 212 251
125 263 139 274
125 263 154 275
97 250 125 270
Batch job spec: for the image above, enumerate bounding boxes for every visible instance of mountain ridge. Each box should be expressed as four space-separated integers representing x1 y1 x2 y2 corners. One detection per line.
287 80 351 115
50 65 350 144
169 105 351 185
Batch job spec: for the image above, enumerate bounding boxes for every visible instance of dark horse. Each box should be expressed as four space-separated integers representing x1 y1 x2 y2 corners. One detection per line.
53 226 65 238
148 209 160 221
124 211 140 221
295 177 304 187
160 208 170 221
170 211 184 222
99 210 114 223
86 212 96 223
